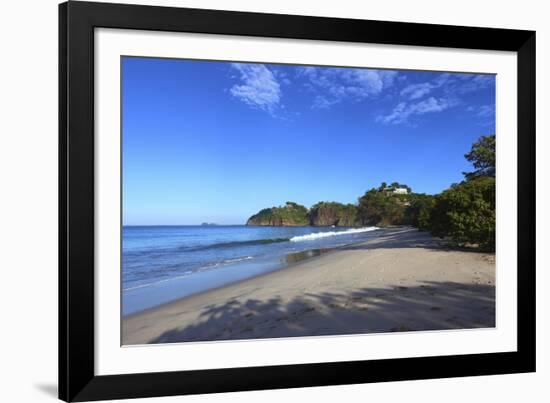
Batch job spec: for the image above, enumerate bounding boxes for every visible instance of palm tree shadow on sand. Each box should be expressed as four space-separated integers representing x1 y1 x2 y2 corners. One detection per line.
147 280 495 344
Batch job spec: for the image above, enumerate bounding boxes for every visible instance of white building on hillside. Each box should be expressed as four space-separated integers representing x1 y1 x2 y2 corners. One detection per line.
382 186 409 195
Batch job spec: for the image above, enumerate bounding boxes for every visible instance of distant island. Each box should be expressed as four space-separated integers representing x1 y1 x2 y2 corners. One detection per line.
201 222 219 226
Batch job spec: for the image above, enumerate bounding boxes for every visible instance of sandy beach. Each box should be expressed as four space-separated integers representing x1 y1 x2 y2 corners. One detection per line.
122 227 495 345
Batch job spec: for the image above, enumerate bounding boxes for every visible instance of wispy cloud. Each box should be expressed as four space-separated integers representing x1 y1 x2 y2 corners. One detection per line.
378 72 494 125
466 104 495 127
455 74 495 94
400 82 435 100
476 104 495 117
297 66 398 109
228 62 494 125
399 72 464 101
230 63 282 115
312 95 337 110
377 97 456 125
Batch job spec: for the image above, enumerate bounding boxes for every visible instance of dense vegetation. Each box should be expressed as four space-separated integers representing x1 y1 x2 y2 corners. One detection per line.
246 134 496 251
246 202 309 226
357 188 407 226
309 202 358 226
429 176 495 250
428 135 496 250
380 134 496 250
463 134 495 179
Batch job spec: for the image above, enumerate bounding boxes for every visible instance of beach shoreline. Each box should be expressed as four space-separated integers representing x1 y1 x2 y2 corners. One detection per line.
123 227 382 317
122 227 495 345
122 225 381 315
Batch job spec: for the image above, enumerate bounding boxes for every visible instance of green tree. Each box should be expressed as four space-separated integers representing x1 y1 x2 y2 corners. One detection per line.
404 194 435 229
430 176 495 250
246 202 309 226
378 182 388 191
309 202 358 226
463 134 495 179
357 188 406 226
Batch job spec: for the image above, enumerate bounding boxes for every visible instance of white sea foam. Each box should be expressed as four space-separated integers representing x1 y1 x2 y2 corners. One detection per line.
223 256 254 264
204 256 254 270
290 227 379 242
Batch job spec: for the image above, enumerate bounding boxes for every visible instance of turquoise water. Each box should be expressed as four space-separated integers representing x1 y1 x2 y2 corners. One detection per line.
123 225 380 315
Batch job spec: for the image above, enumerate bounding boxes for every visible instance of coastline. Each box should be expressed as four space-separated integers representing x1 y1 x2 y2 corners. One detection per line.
122 227 495 345
122 225 381 315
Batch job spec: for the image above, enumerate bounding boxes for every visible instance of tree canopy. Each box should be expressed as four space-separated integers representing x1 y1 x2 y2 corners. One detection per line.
463 134 495 179
430 176 495 250
426 134 496 250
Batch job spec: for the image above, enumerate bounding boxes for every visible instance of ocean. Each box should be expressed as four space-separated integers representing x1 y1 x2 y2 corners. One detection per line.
123 225 380 315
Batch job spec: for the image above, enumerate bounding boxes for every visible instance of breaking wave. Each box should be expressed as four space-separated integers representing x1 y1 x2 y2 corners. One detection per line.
290 227 379 242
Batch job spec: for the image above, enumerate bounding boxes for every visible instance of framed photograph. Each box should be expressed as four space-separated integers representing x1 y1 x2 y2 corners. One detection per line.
59 1 535 401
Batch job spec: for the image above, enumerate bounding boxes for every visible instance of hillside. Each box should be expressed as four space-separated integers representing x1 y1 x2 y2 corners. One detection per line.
246 202 309 226
309 202 358 226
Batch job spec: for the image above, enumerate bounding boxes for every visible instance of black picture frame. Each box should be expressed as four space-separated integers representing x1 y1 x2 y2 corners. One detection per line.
59 1 536 401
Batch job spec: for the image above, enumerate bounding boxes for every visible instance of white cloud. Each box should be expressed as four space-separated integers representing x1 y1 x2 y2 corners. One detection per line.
399 73 451 100
312 95 337 110
434 73 453 87
399 73 494 102
230 63 282 115
342 69 398 95
416 97 453 113
466 104 495 119
477 104 495 117
473 75 494 85
378 72 494 125
298 66 398 109
378 97 456 124
468 104 495 127
437 73 494 95
400 82 434 100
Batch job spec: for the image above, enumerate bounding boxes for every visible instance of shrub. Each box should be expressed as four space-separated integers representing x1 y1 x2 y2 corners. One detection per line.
405 194 436 230
430 176 495 250
357 188 406 226
309 202 358 226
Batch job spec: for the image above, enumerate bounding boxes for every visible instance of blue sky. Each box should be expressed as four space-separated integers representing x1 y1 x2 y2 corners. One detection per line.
122 57 495 225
